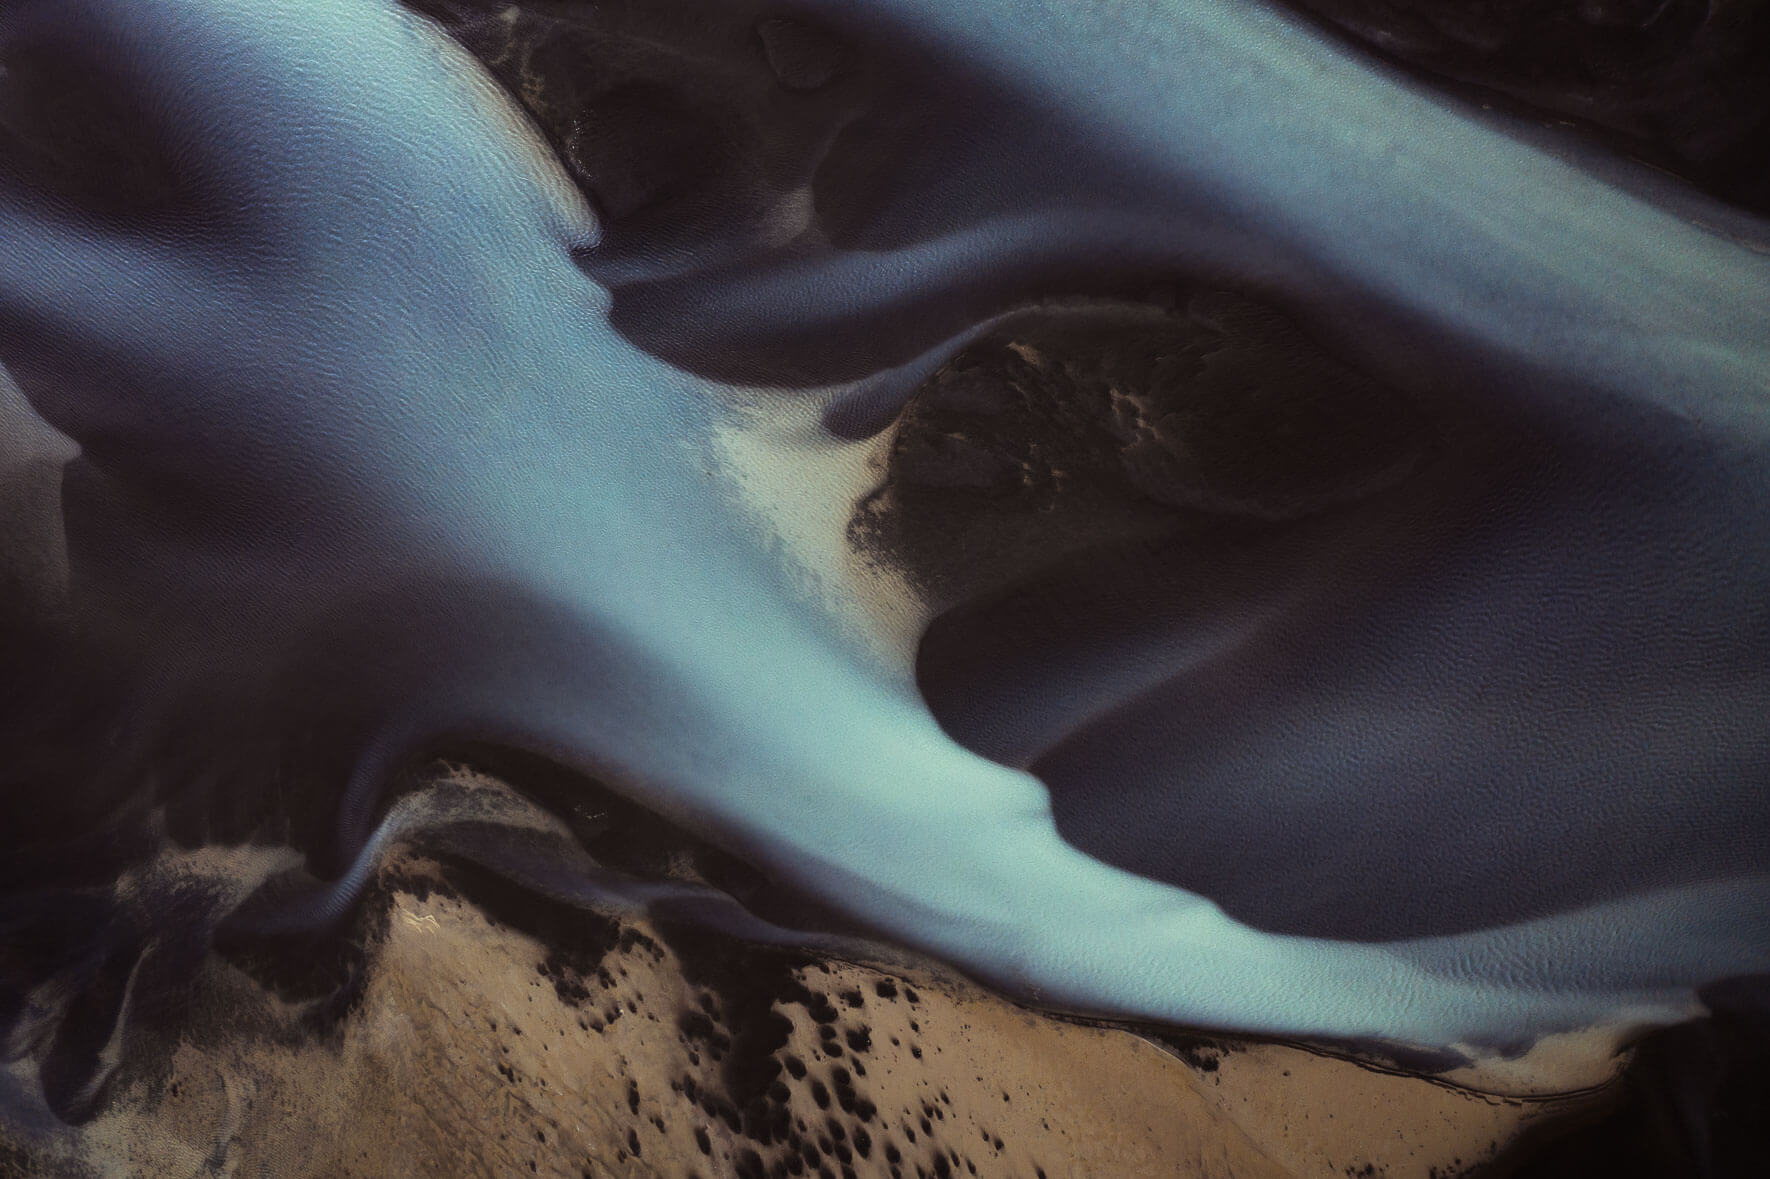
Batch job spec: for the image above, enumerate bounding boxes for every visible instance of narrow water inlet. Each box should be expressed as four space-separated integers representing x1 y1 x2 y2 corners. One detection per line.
0 0 1766 1150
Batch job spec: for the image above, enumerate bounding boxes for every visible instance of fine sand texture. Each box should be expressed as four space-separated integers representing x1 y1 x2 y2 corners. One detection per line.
1 823 1614 1179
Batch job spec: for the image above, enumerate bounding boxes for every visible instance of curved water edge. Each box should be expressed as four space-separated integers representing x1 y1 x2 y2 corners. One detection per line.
0 0 1765 1092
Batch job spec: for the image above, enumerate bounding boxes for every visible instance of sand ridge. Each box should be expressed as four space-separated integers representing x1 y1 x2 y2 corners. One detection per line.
4 843 1609 1179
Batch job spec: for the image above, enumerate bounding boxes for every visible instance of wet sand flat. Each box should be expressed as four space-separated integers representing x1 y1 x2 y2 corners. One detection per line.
7 844 1610 1179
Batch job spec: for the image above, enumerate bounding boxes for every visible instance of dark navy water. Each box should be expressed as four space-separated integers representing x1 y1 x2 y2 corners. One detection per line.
1 0 1767 1071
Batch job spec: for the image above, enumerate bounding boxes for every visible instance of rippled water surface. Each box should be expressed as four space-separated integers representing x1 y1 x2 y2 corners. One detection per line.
2 0 1768 1169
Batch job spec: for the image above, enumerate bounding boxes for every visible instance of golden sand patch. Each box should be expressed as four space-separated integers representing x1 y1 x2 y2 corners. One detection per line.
12 852 1608 1179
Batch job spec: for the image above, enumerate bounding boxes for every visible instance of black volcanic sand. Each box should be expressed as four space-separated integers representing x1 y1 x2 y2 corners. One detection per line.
1280 0 1770 216
1 760 1764 1178
230 760 1770 1178
398 0 1403 394
847 292 1434 612
1 2 1764 1173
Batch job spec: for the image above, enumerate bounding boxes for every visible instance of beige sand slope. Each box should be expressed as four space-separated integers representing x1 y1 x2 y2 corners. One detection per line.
2 823 1622 1179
